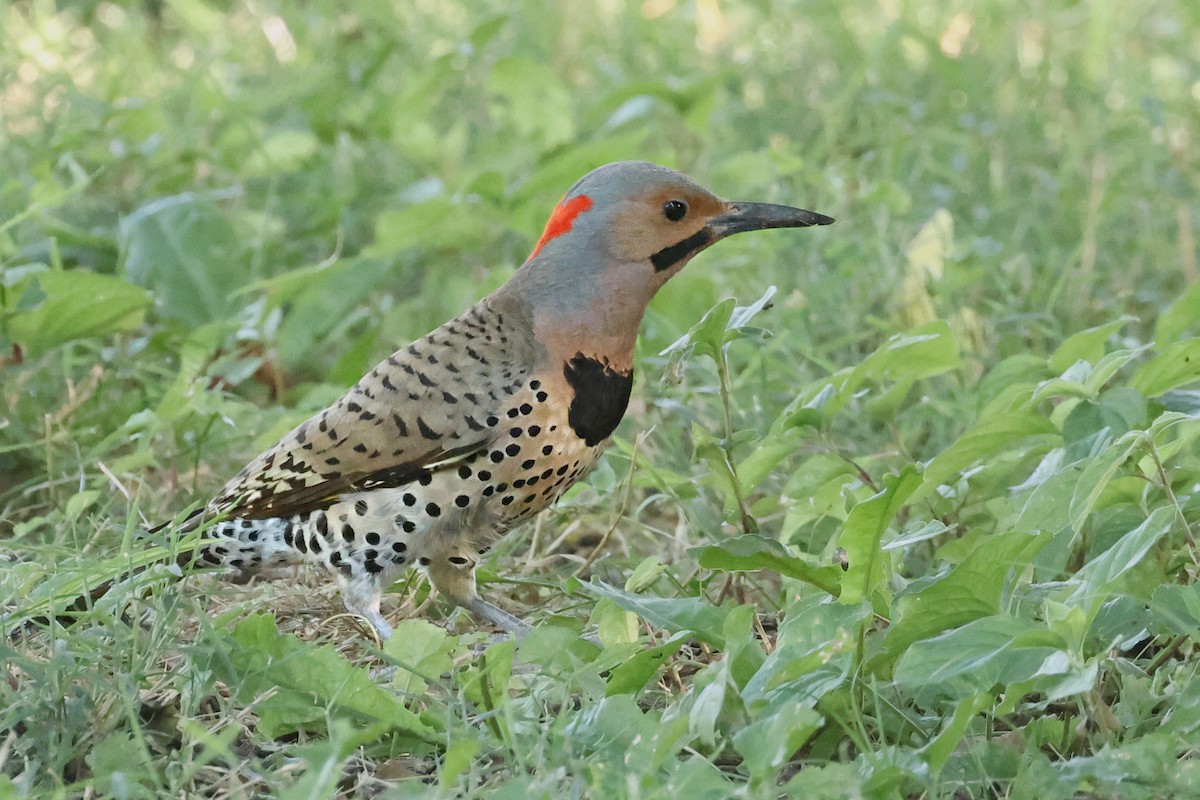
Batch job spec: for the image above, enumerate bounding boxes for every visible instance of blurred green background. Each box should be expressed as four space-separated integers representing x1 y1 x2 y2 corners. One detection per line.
3 0 1196 515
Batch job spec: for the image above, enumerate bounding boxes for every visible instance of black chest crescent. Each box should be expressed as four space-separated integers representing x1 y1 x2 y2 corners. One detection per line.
563 354 634 447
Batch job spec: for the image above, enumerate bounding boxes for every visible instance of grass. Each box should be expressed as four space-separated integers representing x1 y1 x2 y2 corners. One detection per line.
2 0 1200 797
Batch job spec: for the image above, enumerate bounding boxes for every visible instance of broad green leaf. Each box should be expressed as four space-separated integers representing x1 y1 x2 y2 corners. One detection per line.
1048 734 1181 792
1049 317 1133 373
1129 339 1200 397
733 701 823 785
1142 412 1200 465
584 580 729 646
908 411 1059 505
1064 506 1175 613
604 635 688 695
894 614 1064 699
736 428 804 491
881 519 954 550
741 627 854 710
8 270 150 353
211 614 437 741
120 192 248 326
626 555 669 593
787 321 961 422
739 597 864 710
1014 461 1083 534
693 534 842 597
438 739 481 791
660 297 735 361
591 598 640 646
384 619 455 697
724 285 778 341
976 353 1047 416
862 320 962 383
838 466 921 606
1155 281 1200 346
920 692 994 775
1084 347 1150 395
690 422 742 519
877 531 1052 669
1068 432 1141 531
562 694 661 760
278 721 362 800
64 490 102 523
1149 584 1200 636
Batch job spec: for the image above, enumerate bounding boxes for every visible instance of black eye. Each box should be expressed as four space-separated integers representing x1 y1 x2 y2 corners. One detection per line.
663 199 688 222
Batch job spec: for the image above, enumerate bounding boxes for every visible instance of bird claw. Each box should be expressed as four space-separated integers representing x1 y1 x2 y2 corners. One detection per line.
464 597 531 638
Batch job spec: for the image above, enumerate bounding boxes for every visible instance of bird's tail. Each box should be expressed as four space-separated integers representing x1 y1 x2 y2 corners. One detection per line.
194 516 309 572
6 512 308 634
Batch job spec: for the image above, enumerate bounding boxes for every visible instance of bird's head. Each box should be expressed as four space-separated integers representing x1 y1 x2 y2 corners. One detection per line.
510 161 833 364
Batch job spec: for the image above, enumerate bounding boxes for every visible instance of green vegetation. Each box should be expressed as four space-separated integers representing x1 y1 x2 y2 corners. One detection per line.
3 0 1199 796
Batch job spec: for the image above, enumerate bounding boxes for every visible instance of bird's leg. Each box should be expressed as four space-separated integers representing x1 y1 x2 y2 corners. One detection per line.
337 574 393 641
426 557 530 638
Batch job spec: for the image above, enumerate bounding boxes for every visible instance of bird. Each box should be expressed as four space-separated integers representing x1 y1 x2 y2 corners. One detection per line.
171 161 832 640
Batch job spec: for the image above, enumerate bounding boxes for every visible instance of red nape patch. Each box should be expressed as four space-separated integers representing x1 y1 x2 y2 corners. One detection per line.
528 194 593 260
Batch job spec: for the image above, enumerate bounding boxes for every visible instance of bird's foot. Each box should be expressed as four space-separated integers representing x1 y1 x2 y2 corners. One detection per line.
464 596 531 638
361 611 393 642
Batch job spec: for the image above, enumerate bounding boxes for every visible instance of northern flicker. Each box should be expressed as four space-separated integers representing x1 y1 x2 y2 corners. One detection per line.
176 161 832 640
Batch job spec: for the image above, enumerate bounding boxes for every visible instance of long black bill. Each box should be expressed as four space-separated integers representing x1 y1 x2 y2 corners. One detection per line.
710 201 834 237
651 202 834 271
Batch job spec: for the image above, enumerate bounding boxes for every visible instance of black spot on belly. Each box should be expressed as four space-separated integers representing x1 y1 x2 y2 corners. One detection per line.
563 354 633 446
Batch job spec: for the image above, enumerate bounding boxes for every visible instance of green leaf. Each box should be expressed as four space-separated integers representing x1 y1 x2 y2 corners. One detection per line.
894 614 1064 700
384 619 456 697
8 270 151 353
1067 432 1141 532
1149 584 1200 636
604 634 688 696
736 428 804 492
805 321 962 422
278 720 360 800
1049 317 1133 373
625 555 669 593
240 128 319 177
920 692 995 775
741 619 855 710
120 192 249 326
838 466 922 606
1064 506 1175 614
877 531 1052 669
584 580 729 646
908 411 1059 505
438 739 481 791
209 613 438 741
724 285 778 342
63 490 102 523
693 534 842 597
661 297 735 361
733 700 823 785
591 598 640 645
1129 339 1200 397
1155 281 1200 346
